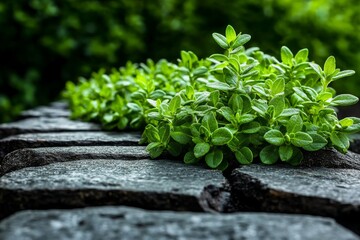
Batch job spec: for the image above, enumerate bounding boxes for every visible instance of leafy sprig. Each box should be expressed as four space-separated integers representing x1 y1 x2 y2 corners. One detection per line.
64 25 360 170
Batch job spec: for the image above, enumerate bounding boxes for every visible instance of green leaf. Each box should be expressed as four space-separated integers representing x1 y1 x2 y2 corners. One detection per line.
224 68 237 86
117 117 129 130
331 94 359 106
229 94 243 113
144 124 160 142
212 33 228 49
207 81 234 91
225 25 236 42
209 54 228 62
202 112 218 132
241 122 261 134
216 159 229 171
271 78 285 96
330 132 350 152
264 129 285 146
194 142 211 158
302 133 328 151
241 95 252 113
184 151 198 164
294 48 308 63
260 145 279 164
252 86 268 97
324 56 336 76
291 132 313 147
205 149 223 168
159 124 170 144
233 34 251 48
287 147 303 166
269 95 285 117
212 127 233 145
219 107 235 123
168 95 181 114
251 100 268 116
209 90 220 106
342 117 360 134
146 142 164 158
235 147 253 165
333 70 355 80
279 145 293 161
279 108 300 117
281 46 293 65
170 131 192 144
340 118 354 128
193 66 208 77
237 114 256 124
287 115 303 133
293 87 310 101
309 63 323 78
317 92 333 102
167 141 182 157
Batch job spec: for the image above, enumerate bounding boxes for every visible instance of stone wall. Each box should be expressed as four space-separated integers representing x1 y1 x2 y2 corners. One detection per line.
0 102 360 239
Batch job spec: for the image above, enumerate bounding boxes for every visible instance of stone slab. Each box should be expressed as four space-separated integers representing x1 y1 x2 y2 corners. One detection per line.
0 117 102 138
230 165 360 218
19 106 71 118
0 159 228 218
0 131 141 159
0 206 358 240
1 146 148 175
49 101 68 109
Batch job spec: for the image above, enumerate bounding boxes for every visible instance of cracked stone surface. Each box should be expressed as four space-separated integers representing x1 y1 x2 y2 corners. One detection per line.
0 146 148 175
0 206 358 240
230 164 360 218
0 131 141 159
0 117 102 138
0 159 228 218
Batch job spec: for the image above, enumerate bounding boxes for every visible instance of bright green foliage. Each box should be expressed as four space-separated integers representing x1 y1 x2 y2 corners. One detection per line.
64 25 360 170
3 0 360 123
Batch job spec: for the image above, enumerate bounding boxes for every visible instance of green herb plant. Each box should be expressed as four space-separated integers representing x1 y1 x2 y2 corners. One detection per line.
64 25 360 170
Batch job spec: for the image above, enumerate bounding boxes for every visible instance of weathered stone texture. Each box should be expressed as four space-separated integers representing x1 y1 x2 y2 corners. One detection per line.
19 106 71 118
0 131 141 159
0 206 358 240
302 148 360 170
230 165 360 218
0 117 102 138
0 159 228 218
1 146 148 175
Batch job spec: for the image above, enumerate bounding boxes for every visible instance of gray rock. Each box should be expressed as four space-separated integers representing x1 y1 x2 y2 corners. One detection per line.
0 206 358 240
302 148 360 170
1 146 148 175
0 131 141 159
49 101 69 109
0 117 101 138
19 106 71 118
229 165 360 223
0 159 228 218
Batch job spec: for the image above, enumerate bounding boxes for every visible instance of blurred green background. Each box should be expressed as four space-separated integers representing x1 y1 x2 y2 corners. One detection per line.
1 0 359 122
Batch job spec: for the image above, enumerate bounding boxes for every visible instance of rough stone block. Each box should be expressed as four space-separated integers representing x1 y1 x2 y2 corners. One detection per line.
0 206 358 240
0 159 228 218
0 131 141 159
1 146 147 175
0 118 102 138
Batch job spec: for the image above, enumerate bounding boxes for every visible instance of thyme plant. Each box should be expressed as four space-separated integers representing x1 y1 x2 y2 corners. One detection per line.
64 25 360 170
